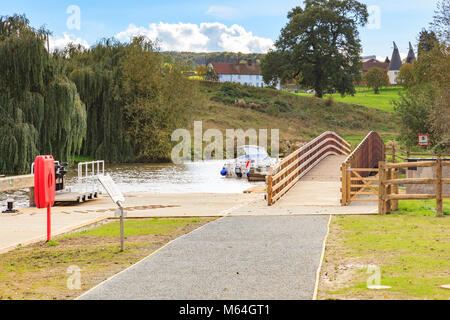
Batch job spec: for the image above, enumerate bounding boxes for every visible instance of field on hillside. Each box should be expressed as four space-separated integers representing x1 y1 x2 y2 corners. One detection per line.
191 81 400 149
293 86 405 112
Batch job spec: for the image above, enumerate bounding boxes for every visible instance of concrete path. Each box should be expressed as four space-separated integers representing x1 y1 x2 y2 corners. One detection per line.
0 154 374 254
0 193 260 253
230 155 378 215
79 216 330 300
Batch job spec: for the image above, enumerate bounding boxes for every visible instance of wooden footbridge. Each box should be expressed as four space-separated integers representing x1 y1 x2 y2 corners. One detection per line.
265 131 449 216
1 132 448 216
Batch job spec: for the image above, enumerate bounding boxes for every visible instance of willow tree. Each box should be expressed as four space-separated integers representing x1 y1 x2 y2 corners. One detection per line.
0 15 86 174
119 37 197 162
63 40 134 163
65 37 197 163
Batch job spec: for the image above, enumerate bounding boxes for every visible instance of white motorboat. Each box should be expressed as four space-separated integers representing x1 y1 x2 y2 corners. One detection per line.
220 145 279 180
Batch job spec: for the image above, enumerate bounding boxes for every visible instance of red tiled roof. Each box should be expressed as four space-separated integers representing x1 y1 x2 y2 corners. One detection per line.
363 60 388 73
211 62 261 75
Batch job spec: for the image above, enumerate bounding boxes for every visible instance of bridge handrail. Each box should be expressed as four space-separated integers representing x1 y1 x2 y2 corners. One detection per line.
267 131 351 206
343 131 384 169
341 131 385 205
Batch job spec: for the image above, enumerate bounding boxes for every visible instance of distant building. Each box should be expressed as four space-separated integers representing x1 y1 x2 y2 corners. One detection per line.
362 58 388 74
208 60 281 90
362 55 377 63
387 41 416 85
405 42 416 64
388 42 404 85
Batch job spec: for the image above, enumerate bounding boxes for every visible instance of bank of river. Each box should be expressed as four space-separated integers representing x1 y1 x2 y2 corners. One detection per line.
1 160 263 208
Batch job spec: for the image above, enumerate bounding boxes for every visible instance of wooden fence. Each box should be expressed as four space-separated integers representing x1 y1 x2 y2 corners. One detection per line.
385 144 450 163
341 131 385 205
266 131 351 206
378 158 450 216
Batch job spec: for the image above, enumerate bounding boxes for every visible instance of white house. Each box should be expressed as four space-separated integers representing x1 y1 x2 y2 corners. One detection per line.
208 60 281 90
388 42 403 85
388 42 416 85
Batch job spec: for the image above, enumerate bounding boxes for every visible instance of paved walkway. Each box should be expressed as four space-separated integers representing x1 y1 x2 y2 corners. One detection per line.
79 215 330 300
0 193 260 254
230 155 378 215
0 155 376 254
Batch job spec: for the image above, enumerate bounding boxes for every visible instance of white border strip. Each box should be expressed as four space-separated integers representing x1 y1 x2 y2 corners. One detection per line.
312 214 332 300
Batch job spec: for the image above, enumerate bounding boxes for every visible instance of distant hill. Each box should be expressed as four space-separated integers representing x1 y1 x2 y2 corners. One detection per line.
189 81 400 150
161 52 266 68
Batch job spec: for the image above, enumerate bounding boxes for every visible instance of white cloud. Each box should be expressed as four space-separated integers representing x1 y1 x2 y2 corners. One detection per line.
206 6 240 20
115 22 274 53
49 33 89 51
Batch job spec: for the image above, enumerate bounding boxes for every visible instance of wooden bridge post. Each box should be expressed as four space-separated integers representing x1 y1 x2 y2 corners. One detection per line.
391 168 399 211
435 157 443 217
385 167 392 214
267 174 273 206
341 163 347 206
378 161 386 214
346 165 351 205
391 144 396 163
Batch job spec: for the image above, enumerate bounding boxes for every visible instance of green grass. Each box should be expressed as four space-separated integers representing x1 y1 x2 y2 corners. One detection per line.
0 217 215 300
320 200 450 300
395 199 450 217
62 218 202 238
293 86 405 112
69 155 95 163
195 81 400 147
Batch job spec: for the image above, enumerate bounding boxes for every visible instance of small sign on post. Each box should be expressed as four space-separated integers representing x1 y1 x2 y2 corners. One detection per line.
418 134 429 147
98 175 126 252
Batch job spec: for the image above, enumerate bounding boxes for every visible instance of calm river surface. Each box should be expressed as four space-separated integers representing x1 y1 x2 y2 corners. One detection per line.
1 160 263 208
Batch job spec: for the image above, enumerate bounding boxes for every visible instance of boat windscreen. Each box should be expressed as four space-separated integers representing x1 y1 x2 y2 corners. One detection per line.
237 145 269 157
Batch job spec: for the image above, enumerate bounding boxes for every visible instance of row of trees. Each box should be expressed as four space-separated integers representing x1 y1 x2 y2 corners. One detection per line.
162 52 265 69
0 15 197 174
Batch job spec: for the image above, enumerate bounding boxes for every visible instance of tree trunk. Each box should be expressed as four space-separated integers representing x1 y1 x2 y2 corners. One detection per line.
315 89 323 98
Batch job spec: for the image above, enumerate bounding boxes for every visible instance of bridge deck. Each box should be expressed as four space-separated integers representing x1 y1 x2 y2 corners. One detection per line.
275 155 345 207
230 155 378 215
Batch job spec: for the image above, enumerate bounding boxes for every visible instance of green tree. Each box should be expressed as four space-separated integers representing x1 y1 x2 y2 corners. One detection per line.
397 63 416 89
417 29 439 56
66 36 198 163
261 0 368 98
394 43 450 150
206 66 219 81
430 0 449 44
196 65 206 78
119 37 197 162
364 68 389 94
0 15 86 174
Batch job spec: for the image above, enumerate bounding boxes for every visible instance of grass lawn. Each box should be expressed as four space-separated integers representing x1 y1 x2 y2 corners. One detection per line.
0 217 215 300
318 199 450 300
196 81 400 149
294 86 405 113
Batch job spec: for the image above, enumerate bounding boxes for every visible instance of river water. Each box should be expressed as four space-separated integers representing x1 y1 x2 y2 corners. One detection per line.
1 160 263 208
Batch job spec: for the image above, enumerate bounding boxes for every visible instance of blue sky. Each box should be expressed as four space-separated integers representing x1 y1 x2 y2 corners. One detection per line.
1 0 439 58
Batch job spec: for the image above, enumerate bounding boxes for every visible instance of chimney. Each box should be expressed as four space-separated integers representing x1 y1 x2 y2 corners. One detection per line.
247 59 252 66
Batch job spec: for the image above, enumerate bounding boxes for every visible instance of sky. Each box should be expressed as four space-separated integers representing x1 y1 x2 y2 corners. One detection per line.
0 0 440 59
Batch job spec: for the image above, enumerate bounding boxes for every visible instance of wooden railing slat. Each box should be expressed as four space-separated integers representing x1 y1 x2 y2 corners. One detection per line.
266 131 350 206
